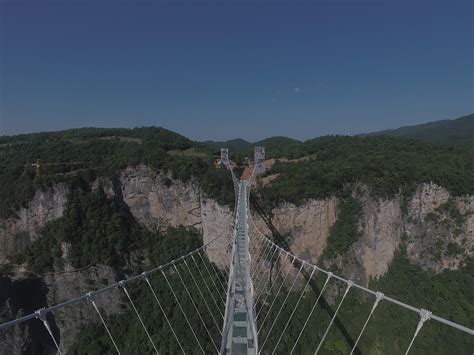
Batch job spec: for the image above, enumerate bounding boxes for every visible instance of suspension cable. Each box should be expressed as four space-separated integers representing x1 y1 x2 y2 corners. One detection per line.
183 259 222 334
251 238 271 280
254 247 281 310
197 251 226 304
173 264 219 353
35 308 62 355
119 281 159 354
260 261 305 351
248 214 474 337
289 272 332 355
0 232 228 332
251 241 272 297
405 308 432 354
271 267 316 355
256 249 286 317
258 254 296 332
161 269 205 354
191 254 224 319
350 291 384 354
142 273 185 355
314 280 353 354
87 292 121 354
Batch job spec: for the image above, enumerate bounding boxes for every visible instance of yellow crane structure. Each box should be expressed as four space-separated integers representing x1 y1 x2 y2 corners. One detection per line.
25 159 90 176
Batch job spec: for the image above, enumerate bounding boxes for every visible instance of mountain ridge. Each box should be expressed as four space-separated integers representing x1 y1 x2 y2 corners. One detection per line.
203 113 474 154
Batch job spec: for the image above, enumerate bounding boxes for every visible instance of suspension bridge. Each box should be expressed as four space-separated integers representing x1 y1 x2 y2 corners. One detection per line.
0 159 473 354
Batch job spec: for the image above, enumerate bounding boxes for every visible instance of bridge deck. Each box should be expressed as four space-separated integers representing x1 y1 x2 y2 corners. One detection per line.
220 181 258 354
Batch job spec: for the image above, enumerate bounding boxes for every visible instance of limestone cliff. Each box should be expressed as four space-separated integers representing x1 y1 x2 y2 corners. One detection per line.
119 165 233 267
252 183 473 288
1 165 472 353
0 184 68 264
0 166 233 354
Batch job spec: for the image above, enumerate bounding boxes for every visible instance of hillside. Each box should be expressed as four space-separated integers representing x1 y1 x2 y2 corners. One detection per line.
362 113 474 152
0 127 234 218
250 135 474 353
257 135 474 207
204 136 302 158
0 127 473 354
203 138 253 154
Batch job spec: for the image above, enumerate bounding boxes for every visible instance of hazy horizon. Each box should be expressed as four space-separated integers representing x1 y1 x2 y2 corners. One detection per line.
1 0 473 141
1 111 472 143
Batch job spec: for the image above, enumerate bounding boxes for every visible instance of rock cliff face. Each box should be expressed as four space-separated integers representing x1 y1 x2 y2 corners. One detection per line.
0 166 233 354
251 182 473 288
119 165 233 267
0 184 68 264
1 165 472 354
0 265 120 355
120 166 202 228
42 265 122 352
252 198 338 264
405 186 473 272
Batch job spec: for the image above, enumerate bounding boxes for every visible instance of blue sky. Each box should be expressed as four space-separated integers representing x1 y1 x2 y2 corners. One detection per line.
1 0 472 141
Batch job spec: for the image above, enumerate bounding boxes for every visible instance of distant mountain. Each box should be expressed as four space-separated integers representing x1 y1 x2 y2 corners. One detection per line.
203 136 302 157
203 138 252 154
361 113 474 152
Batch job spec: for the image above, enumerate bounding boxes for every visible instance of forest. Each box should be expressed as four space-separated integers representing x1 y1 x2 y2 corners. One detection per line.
256 135 474 209
1 126 473 354
0 127 234 219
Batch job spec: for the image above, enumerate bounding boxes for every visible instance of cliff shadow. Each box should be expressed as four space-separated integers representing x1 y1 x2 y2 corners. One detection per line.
250 196 361 354
0 277 61 355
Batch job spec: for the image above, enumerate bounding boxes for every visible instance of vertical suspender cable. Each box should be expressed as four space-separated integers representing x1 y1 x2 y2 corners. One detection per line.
260 262 305 351
314 281 353 355
172 264 219 353
120 282 159 354
289 272 333 355
191 254 225 319
142 273 185 355
87 293 121 354
161 269 205 354
405 309 432 354
271 267 316 355
35 308 62 355
350 291 384 354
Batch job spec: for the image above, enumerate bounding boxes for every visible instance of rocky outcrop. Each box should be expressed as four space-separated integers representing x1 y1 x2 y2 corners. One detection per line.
120 166 202 229
200 198 233 267
1 165 472 353
0 184 68 263
357 189 403 281
43 265 121 352
405 187 474 272
120 165 233 268
252 198 338 264
0 165 234 354
252 183 474 288
0 265 120 355
408 183 450 221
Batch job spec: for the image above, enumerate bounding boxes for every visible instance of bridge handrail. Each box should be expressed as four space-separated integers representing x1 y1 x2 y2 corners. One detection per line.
0 232 228 332
246 212 474 336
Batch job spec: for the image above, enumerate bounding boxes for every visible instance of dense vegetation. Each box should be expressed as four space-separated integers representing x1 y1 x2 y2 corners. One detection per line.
15 186 211 274
68 229 225 354
2 124 473 354
257 135 474 208
320 196 362 262
257 249 473 354
204 136 303 159
10 183 226 353
0 127 233 218
363 113 474 153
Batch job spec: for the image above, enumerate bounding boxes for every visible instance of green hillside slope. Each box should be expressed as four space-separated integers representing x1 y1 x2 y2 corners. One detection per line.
362 113 474 152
